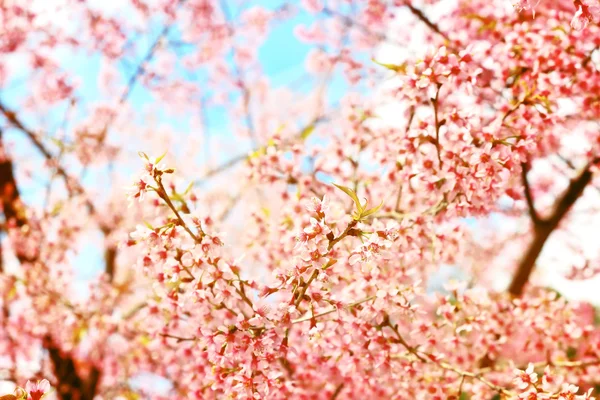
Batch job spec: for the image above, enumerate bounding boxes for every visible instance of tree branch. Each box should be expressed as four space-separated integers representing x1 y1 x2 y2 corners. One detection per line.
0 129 27 237
44 336 100 400
0 101 97 215
405 3 450 42
508 158 597 296
521 161 540 224
104 246 117 281
103 229 117 282
0 127 101 398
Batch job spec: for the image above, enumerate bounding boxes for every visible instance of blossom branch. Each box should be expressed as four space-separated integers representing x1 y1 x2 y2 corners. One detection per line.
385 317 512 395
193 117 327 185
220 0 258 146
322 7 399 45
291 296 375 324
0 127 101 398
154 177 203 242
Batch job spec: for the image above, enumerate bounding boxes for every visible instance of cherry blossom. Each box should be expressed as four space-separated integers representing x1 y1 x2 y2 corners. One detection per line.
2 0 600 399
24 380 50 400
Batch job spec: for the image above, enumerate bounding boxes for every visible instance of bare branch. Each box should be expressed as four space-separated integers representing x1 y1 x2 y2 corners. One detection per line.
194 116 328 185
521 161 541 224
431 84 443 167
0 129 27 237
508 157 597 296
0 101 97 215
330 383 344 400
404 3 451 42
44 336 100 400
322 7 400 46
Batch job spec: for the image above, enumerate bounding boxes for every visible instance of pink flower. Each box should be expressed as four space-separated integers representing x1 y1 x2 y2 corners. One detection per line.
571 0 600 30
556 383 579 400
541 366 563 392
514 363 538 390
519 390 550 400
513 0 541 12
241 6 272 35
306 195 329 218
25 379 50 400
301 0 323 13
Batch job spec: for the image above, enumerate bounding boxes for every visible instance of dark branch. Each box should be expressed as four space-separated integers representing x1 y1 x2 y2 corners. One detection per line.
405 3 451 42
0 126 101 398
521 161 541 224
508 158 597 296
330 383 344 400
100 226 117 282
104 245 117 282
0 129 27 236
45 336 100 400
0 101 97 215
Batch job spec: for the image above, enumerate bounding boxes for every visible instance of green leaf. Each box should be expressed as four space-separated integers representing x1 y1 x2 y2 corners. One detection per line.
300 123 316 140
371 58 407 73
155 150 168 164
183 182 194 196
566 346 577 360
143 221 154 230
73 325 87 344
51 201 63 216
170 192 184 202
459 393 470 400
360 200 384 218
248 146 266 159
50 137 65 149
139 335 151 346
7 285 17 300
138 151 149 160
490 395 501 400
594 308 600 326
333 184 364 214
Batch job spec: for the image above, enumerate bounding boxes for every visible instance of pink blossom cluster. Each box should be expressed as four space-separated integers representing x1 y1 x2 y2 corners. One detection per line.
2 0 600 399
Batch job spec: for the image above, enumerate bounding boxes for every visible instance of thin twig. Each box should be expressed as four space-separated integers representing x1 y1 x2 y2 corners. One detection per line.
155 178 203 243
292 296 375 324
405 3 451 42
330 383 344 400
431 84 443 167
521 161 541 224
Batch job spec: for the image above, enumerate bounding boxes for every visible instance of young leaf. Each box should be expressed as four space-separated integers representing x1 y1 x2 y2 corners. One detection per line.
248 146 266 159
300 123 316 140
183 181 194 195
333 184 364 214
155 150 168 164
371 58 407 73
360 200 384 219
